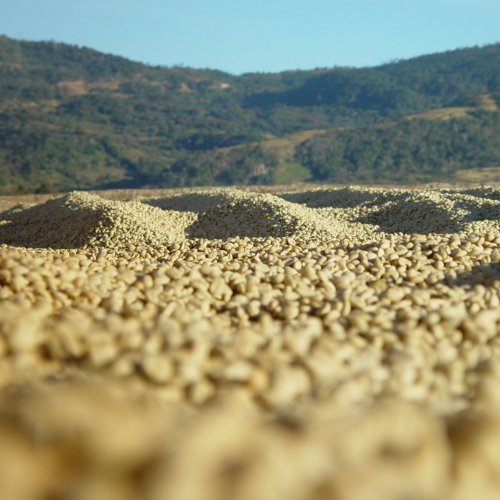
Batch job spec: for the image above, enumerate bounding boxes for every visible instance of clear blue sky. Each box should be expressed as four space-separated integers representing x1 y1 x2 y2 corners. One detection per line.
1 0 499 74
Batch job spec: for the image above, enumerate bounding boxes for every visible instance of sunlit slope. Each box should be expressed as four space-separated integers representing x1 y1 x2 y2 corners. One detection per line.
405 90 500 121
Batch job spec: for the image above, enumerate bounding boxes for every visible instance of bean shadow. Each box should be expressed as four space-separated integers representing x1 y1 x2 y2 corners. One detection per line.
355 196 500 235
141 191 237 213
443 262 500 288
458 187 500 202
278 187 409 209
0 197 106 249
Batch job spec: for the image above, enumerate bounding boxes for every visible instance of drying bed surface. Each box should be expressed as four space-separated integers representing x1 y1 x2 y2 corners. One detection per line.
1 186 500 499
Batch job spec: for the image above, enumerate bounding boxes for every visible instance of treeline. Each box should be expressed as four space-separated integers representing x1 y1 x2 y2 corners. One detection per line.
294 111 500 183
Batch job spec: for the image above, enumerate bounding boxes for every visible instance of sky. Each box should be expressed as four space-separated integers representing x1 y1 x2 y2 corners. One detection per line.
1 0 499 75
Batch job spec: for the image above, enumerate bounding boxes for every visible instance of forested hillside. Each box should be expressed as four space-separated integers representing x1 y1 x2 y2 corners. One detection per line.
2 36 500 193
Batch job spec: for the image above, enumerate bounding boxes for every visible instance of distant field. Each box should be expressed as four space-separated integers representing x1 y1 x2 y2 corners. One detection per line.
454 166 500 182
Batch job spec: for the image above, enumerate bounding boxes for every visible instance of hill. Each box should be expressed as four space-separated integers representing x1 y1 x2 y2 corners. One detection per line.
2 36 500 193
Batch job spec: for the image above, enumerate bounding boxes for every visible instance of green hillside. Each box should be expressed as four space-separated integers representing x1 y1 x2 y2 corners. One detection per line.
2 36 500 193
